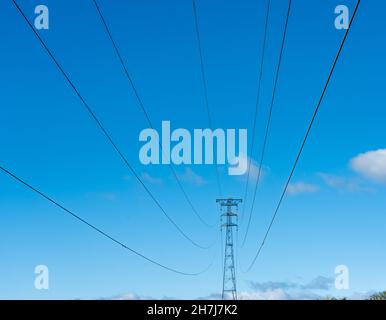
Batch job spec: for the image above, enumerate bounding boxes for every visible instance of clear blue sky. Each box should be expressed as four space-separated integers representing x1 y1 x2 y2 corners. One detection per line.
1 0 385 299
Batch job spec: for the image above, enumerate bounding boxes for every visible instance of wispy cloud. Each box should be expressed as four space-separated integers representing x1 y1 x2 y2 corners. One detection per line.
141 172 163 185
237 154 268 183
301 276 334 290
109 292 151 300
350 149 386 183
287 182 319 195
250 276 334 292
178 168 207 186
239 289 324 300
102 292 174 300
238 289 291 300
318 173 373 193
196 293 222 300
250 280 298 291
240 276 335 300
86 191 118 202
198 289 321 300
104 278 373 300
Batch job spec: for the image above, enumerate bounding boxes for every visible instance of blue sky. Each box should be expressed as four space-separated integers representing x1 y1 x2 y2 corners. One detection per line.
1 0 385 299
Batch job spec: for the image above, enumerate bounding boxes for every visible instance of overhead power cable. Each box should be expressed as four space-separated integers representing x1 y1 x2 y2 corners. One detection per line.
192 0 222 197
244 0 361 272
12 0 210 249
0 164 213 276
240 0 271 224
92 0 215 229
241 0 292 247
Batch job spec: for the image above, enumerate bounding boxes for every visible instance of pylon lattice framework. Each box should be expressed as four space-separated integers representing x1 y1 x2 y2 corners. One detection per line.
216 198 242 300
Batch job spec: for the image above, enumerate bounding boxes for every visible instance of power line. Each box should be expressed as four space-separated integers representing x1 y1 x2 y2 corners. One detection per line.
241 0 292 247
11 0 209 250
0 164 213 276
92 0 214 229
245 0 361 272
192 0 222 197
240 0 271 225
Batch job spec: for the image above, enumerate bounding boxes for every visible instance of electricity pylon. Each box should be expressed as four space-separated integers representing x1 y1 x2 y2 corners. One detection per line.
216 198 242 300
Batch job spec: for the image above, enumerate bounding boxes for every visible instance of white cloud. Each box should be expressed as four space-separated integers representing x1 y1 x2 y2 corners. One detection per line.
107 292 171 300
318 173 373 193
302 276 334 290
86 191 118 202
287 182 319 195
350 291 374 300
178 168 206 186
239 289 289 300
101 193 118 202
350 149 386 183
237 154 267 183
141 172 163 185
250 280 298 291
110 292 146 300
250 276 333 292
198 290 289 300
240 276 336 300
104 285 374 301
196 293 222 300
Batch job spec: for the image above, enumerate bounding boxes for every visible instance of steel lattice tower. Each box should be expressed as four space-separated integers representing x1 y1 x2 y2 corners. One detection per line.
216 198 242 300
